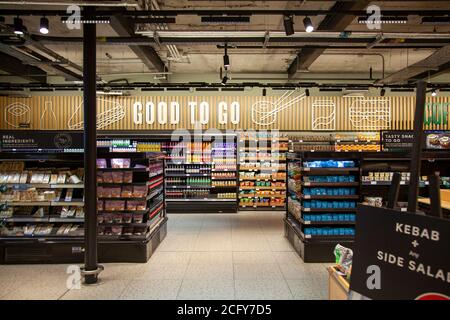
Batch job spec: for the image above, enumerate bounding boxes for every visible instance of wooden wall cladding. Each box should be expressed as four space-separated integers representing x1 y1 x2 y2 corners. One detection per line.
1 95 448 131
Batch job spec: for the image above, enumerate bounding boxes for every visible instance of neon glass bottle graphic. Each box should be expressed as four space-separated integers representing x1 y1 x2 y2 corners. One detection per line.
41 101 57 129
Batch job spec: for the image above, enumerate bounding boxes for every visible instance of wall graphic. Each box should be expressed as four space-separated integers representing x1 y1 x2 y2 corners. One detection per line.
311 99 336 131
251 90 306 126
4 102 31 128
349 97 391 130
68 98 126 130
0 95 449 131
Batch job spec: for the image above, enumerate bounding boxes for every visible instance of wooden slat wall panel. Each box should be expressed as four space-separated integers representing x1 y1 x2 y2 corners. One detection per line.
1 96 448 131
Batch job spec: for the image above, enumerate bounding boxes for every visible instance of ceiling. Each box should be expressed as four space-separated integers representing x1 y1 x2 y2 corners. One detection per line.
0 0 449 88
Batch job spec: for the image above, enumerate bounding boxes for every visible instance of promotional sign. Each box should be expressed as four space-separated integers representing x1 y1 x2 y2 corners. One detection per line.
0 131 83 152
350 205 450 300
425 131 450 150
381 130 414 151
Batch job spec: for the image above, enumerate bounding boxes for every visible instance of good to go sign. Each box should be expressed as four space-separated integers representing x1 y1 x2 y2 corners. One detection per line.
424 102 449 126
132 100 240 126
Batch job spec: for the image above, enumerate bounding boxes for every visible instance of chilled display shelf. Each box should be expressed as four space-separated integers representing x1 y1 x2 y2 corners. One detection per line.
301 207 357 212
97 195 152 201
166 185 212 189
239 186 286 190
239 178 284 181
301 182 359 187
98 181 150 187
149 170 164 177
211 169 237 172
239 203 285 208
166 198 236 202
240 167 286 172
211 177 236 180
300 195 359 200
2 183 84 189
0 216 84 223
0 200 84 207
166 173 210 177
97 167 149 172
239 148 289 152
300 231 354 242
361 180 430 186
299 218 355 226
300 167 359 173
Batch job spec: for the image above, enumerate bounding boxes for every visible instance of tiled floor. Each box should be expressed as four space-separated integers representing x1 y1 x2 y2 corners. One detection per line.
0 211 329 300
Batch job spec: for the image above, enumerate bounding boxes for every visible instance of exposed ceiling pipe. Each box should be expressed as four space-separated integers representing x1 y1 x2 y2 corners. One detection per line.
0 1 138 6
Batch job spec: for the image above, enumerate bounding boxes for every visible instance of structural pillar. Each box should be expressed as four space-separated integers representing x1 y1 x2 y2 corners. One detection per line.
83 6 99 284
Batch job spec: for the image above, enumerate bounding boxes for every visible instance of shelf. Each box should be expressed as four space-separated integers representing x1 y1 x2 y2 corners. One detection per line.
148 170 164 178
239 194 286 199
51 201 84 206
239 138 289 142
97 195 151 201
165 162 212 165
301 182 359 187
211 177 237 180
239 203 285 209
166 198 236 202
299 218 356 226
97 167 148 172
3 183 84 189
239 186 286 190
98 209 149 214
165 185 211 189
301 195 359 200
211 185 237 188
0 200 84 207
239 168 286 172
239 178 285 182
301 167 359 173
98 181 150 187
0 216 84 223
211 169 237 172
300 231 354 241
166 173 210 177
301 207 357 212
361 181 430 186
239 148 289 152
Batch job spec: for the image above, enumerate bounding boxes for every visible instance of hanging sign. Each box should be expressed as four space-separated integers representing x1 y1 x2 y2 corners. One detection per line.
0 131 83 152
350 205 450 300
425 131 450 150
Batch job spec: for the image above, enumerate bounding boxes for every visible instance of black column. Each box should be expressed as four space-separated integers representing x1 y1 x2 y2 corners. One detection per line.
407 80 426 213
83 6 98 284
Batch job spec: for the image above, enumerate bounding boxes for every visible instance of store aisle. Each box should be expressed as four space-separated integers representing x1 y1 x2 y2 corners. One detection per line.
0 211 329 300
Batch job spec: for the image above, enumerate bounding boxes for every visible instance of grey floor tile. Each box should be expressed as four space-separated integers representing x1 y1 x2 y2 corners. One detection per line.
235 279 293 300
177 279 235 300
61 280 129 300
189 251 233 264
138 263 188 280
287 279 327 300
234 263 284 280
273 251 303 264
279 263 316 280
232 251 276 264
184 263 234 280
147 251 192 265
100 263 147 281
120 279 182 300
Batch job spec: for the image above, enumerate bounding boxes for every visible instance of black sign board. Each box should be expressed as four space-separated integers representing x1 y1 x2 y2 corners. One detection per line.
350 204 450 300
0 131 83 152
381 130 414 151
425 131 450 150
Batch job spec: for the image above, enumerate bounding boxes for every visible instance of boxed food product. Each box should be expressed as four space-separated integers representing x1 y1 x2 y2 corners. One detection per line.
111 158 130 169
133 185 148 198
123 171 133 183
97 200 104 211
102 172 114 183
112 171 124 184
113 213 123 223
133 213 144 223
97 172 103 183
111 225 123 235
104 200 125 211
121 186 133 198
96 159 107 168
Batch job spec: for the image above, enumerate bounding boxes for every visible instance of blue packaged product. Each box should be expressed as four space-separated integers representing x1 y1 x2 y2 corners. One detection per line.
304 228 311 235
304 188 310 195
350 202 356 208
311 228 318 235
304 201 311 208
332 214 338 221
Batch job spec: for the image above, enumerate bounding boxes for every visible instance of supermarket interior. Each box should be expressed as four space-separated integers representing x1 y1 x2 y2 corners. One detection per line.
0 1 449 301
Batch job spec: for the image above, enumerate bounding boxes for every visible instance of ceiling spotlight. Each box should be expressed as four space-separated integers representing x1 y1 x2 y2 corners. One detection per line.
380 88 386 96
221 76 229 85
283 15 294 36
14 17 24 35
223 44 230 69
262 88 267 96
431 89 437 97
303 16 314 33
305 89 310 96
39 17 49 34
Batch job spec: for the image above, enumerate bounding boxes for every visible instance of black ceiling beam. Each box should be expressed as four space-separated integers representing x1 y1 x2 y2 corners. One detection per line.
29 35 450 47
1 9 450 16
109 14 166 72
16 46 82 81
0 82 447 91
0 51 46 82
288 1 371 77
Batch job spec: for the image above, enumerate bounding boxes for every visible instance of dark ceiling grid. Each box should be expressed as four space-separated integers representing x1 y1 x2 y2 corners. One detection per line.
287 0 371 77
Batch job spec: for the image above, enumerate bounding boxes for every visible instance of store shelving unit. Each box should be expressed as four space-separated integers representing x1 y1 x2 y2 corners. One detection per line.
238 132 288 210
285 152 359 262
163 138 238 213
0 147 167 264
